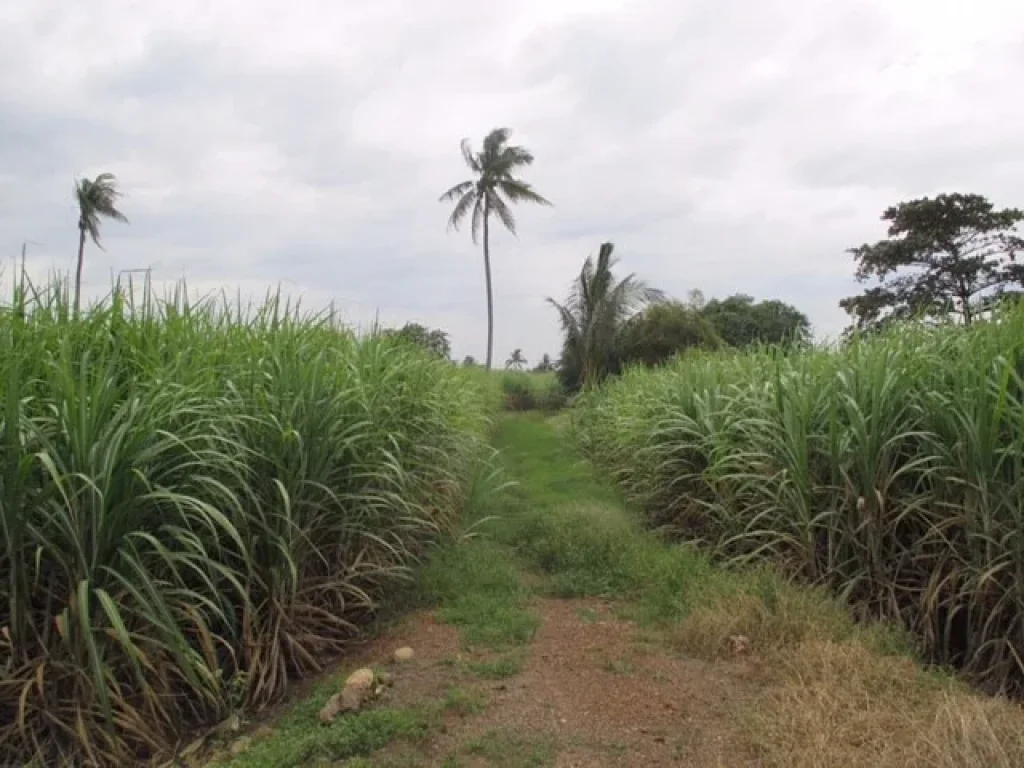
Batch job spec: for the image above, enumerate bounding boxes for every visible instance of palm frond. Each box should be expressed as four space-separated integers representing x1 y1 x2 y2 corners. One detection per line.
489 194 517 236
439 180 474 203
75 173 128 246
498 179 551 206
460 139 480 173
481 128 512 160
446 189 478 232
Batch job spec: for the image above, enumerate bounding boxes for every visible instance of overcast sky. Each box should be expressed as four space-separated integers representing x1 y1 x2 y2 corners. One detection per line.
2 0 1023 362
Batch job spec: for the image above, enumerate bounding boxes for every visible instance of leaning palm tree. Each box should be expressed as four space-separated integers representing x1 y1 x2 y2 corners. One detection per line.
505 348 527 370
74 173 128 314
440 128 551 369
547 242 663 389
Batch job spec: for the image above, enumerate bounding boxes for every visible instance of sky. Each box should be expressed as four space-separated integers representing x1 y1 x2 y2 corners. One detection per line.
2 0 1023 363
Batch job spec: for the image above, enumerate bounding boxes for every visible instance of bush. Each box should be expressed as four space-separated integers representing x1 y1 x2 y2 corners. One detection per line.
500 372 565 411
0 280 493 765
574 303 1024 695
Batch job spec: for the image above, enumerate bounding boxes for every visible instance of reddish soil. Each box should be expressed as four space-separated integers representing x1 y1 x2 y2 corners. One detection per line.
356 599 763 767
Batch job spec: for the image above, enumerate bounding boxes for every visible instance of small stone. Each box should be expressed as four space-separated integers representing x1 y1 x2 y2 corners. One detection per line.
728 634 752 656
393 646 415 663
229 736 251 756
374 685 385 696
345 667 375 691
340 684 367 712
319 693 343 724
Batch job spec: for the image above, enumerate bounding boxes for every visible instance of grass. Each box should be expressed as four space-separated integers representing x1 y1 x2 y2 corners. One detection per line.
466 654 525 679
461 728 558 767
0 276 494 765
208 672 431 768
575 303 1024 694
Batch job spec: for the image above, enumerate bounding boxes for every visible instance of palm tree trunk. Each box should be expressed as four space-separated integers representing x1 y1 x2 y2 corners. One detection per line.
74 226 86 316
483 199 494 370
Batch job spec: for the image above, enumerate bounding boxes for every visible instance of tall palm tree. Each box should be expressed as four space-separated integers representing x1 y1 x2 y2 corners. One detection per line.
440 128 551 369
505 348 527 370
547 242 662 389
74 173 128 314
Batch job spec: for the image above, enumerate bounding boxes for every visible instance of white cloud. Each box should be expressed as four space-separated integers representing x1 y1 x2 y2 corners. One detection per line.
2 0 1023 362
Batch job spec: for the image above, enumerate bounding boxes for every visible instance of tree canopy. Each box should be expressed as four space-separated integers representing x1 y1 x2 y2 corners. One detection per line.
701 294 810 347
382 323 451 359
840 193 1024 329
548 242 662 390
618 301 722 366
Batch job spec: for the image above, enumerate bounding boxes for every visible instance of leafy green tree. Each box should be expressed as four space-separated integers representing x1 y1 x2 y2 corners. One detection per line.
701 294 810 347
840 193 1024 329
461 355 478 367
74 173 128 314
505 348 527 370
533 353 555 372
618 301 721 366
548 242 662 390
440 128 552 370
383 323 451 359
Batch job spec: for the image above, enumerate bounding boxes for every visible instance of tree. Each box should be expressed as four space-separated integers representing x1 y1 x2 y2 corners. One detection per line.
74 173 128 314
618 301 721 366
383 323 451 358
462 355 478 367
548 242 662 390
840 193 1024 329
439 128 552 370
505 349 527 370
533 353 555 373
701 294 810 347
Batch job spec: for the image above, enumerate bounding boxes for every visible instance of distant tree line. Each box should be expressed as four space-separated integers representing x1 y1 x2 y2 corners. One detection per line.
546 242 810 392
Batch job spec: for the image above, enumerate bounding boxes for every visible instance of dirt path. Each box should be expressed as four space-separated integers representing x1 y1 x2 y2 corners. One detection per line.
350 598 760 767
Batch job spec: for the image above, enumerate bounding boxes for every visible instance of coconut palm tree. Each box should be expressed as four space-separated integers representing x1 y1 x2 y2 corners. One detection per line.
505 348 527 370
440 128 551 369
74 173 128 314
533 353 555 373
547 242 663 389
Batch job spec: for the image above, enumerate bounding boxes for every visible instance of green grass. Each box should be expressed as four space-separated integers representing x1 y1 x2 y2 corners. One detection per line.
461 728 558 767
418 541 539 649
212 673 430 768
466 654 525 679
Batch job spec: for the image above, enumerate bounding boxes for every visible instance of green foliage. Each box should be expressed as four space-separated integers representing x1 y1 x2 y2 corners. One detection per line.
440 127 552 370
533 353 555 372
500 372 565 412
0 277 493 765
701 294 810 348
382 322 452 359
548 242 662 391
840 193 1024 330
618 300 722 366
575 302 1024 694
505 348 527 370
217 701 429 768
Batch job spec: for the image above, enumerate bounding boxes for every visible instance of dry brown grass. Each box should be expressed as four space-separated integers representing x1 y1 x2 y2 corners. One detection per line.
746 639 1024 768
668 582 1024 768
